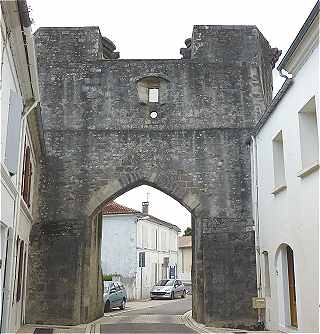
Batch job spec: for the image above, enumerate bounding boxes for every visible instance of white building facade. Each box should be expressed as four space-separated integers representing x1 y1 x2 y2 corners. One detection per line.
101 201 180 300
177 236 192 285
251 4 319 333
0 1 43 333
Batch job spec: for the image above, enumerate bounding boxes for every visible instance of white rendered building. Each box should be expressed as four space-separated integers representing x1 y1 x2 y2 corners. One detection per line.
251 3 319 333
177 235 192 285
1 1 44 332
101 201 180 300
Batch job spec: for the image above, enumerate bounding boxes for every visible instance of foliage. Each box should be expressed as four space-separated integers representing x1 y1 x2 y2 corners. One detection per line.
102 274 113 281
183 227 192 236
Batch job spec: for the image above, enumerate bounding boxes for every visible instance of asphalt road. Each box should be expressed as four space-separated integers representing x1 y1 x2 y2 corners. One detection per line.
100 297 195 333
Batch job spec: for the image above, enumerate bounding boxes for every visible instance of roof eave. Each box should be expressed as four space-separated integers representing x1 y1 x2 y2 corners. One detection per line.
277 1 319 72
254 78 294 134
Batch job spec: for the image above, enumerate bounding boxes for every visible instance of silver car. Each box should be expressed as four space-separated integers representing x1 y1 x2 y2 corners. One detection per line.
150 279 187 299
103 281 127 312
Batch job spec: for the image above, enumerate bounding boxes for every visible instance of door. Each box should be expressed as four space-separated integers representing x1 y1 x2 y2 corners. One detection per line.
287 246 297 327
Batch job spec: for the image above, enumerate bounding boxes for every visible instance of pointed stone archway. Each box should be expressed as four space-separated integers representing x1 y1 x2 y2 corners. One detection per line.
26 25 275 327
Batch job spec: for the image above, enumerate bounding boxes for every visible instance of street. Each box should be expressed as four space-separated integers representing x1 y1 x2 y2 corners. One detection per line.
100 297 195 333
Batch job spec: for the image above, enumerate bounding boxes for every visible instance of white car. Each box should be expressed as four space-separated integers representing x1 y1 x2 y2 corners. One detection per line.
150 279 187 299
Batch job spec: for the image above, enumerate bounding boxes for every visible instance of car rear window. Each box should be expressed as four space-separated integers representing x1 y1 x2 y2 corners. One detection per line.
156 279 174 286
103 282 112 292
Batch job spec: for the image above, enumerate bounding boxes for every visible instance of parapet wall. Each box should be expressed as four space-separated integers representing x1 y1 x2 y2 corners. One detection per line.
35 25 273 133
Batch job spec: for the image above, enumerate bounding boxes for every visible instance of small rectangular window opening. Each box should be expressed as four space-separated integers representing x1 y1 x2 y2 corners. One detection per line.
148 88 159 103
299 97 318 169
272 130 286 188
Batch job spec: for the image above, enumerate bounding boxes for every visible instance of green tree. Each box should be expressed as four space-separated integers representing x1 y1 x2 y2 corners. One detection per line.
183 227 192 236
102 274 113 281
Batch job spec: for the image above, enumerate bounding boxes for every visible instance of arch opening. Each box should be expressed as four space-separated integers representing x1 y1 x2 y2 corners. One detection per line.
99 185 192 301
275 244 298 329
85 182 194 319
87 175 201 220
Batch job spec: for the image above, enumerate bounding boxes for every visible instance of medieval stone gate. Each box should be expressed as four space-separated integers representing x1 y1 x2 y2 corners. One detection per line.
26 25 274 327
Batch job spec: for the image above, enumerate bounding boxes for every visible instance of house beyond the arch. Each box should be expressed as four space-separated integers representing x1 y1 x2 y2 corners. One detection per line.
101 201 181 300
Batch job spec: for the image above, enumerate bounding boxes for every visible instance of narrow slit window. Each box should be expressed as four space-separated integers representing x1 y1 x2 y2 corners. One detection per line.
272 131 286 188
148 88 159 103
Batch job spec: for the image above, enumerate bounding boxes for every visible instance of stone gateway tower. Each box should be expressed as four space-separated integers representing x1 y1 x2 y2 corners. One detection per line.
27 25 274 327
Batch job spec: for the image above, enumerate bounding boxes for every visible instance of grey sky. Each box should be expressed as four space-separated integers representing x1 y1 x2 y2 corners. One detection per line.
27 0 316 233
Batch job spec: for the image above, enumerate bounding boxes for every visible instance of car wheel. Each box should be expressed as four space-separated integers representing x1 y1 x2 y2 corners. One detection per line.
171 292 175 300
181 290 186 298
119 298 126 310
104 300 111 313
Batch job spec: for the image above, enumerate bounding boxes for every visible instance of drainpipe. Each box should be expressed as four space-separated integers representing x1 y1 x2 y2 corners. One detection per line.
278 69 290 80
251 135 263 326
22 100 38 119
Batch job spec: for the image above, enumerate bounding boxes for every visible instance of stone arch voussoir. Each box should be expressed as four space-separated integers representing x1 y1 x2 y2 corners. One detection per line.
86 169 201 217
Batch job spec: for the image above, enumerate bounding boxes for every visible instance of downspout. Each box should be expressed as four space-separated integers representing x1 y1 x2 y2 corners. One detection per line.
135 217 139 300
21 23 40 120
251 136 261 294
278 69 290 80
22 100 38 119
251 135 263 326
23 25 40 101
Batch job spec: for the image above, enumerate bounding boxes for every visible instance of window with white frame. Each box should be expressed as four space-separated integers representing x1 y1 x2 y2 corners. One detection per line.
272 130 286 189
298 97 318 170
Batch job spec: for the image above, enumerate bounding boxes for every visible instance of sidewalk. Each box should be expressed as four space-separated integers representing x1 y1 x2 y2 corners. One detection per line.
182 310 282 334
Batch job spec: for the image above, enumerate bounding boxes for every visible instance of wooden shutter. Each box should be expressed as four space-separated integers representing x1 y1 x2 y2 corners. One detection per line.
16 240 24 302
26 160 32 207
287 246 298 327
21 146 32 207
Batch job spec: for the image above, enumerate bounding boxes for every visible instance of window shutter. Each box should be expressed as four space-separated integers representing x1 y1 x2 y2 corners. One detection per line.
26 160 32 207
22 147 31 206
5 90 23 175
16 240 24 302
21 142 27 195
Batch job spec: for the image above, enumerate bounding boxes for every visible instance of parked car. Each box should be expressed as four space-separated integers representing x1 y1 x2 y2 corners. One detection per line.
103 281 127 312
150 279 186 300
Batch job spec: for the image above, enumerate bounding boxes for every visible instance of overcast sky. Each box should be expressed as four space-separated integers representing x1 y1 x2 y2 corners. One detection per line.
27 0 316 233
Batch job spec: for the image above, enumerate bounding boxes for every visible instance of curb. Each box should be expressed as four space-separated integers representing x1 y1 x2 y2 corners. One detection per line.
182 310 250 334
182 310 211 333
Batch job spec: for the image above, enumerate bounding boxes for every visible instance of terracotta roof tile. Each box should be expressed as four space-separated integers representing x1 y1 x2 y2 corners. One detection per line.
101 202 181 232
178 235 192 248
102 201 140 215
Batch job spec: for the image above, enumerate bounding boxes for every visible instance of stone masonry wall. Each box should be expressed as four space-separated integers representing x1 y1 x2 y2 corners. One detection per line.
26 25 274 327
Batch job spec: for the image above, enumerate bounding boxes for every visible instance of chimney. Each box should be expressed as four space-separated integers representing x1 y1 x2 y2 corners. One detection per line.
142 201 149 215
